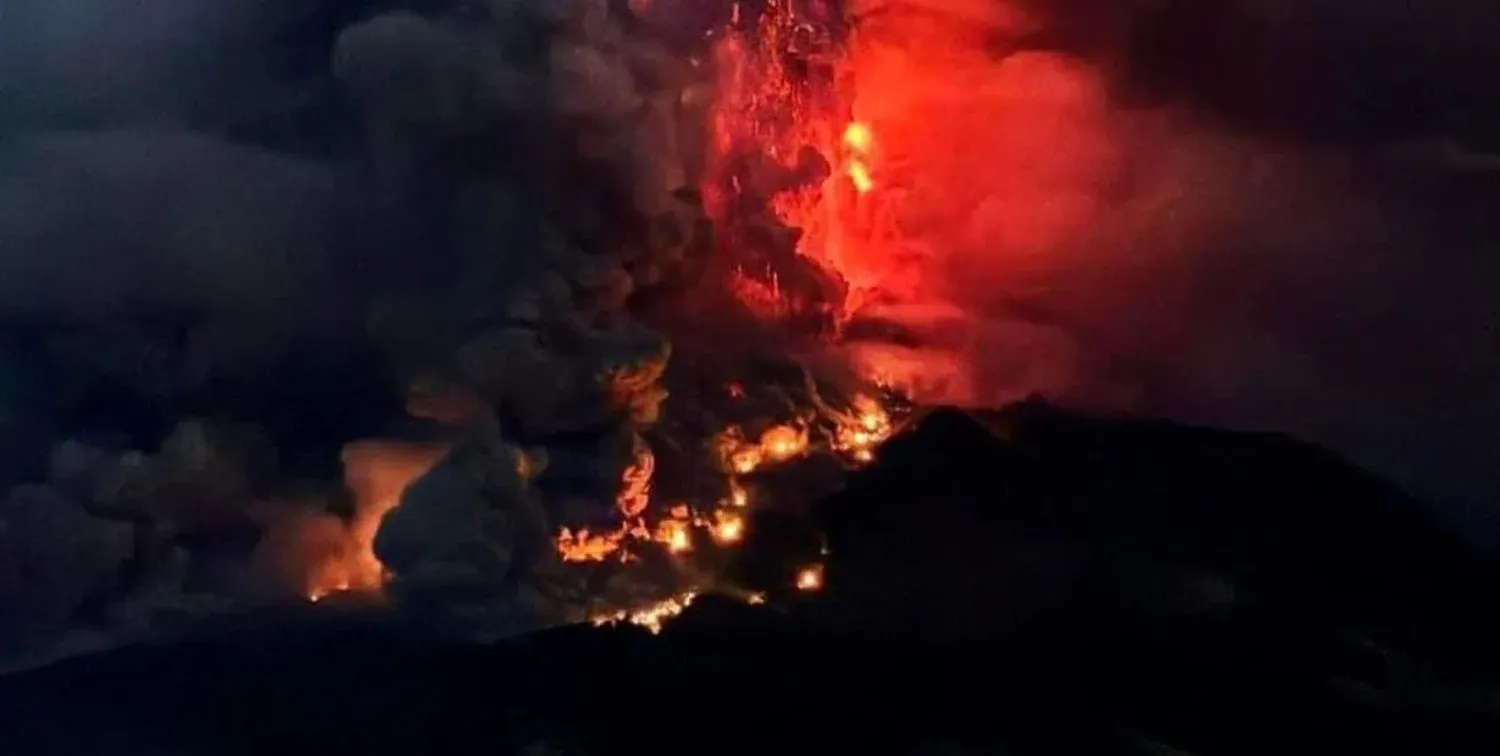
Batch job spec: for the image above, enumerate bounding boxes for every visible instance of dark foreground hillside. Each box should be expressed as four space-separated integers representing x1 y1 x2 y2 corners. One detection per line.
2 405 1498 756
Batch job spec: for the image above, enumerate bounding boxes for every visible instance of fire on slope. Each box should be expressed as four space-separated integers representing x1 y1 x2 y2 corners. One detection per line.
554 386 897 564
571 387 899 634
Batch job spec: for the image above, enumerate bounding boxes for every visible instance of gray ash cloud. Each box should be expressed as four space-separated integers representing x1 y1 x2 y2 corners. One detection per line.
0 0 715 669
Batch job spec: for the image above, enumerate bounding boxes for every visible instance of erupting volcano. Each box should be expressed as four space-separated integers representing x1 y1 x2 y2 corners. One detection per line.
9 3 1500 752
0 0 1143 662
529 0 950 631
284 0 934 634
8 0 1495 683
293 0 1060 634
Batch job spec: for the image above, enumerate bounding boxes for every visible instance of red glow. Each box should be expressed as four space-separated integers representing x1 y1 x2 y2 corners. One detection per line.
704 0 1120 406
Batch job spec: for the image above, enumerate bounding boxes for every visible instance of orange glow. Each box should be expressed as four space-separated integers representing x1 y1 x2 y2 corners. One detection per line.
842 122 873 153
846 160 873 193
592 591 697 635
711 510 746 544
556 442 657 563
728 479 749 508
837 395 893 455
795 564 824 592
555 527 626 563
546 392 897 632
713 423 810 475
761 424 810 461
299 441 447 602
658 517 694 554
842 122 875 193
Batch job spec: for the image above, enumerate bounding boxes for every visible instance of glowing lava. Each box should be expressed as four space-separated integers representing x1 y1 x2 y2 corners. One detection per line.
556 441 666 563
711 510 746 544
714 423 811 475
555 385 898 633
828 394 893 463
796 564 825 592
841 121 874 193
592 591 697 635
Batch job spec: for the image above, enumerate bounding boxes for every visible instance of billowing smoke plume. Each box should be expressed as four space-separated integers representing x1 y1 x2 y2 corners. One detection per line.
0 0 712 669
834 0 1500 530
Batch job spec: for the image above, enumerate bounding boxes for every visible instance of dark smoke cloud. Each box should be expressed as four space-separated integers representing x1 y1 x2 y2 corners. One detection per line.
0 0 700 668
0 2 437 666
1095 0 1500 145
1090 0 1500 534
849 0 1500 539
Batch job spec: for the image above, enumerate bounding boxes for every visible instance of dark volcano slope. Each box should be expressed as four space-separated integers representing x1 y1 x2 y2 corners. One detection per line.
815 403 1500 641
2 405 1498 756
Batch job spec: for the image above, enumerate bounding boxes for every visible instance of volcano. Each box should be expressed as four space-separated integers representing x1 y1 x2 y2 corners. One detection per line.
3 0 1500 753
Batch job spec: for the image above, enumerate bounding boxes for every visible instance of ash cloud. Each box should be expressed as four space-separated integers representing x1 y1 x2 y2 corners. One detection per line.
847 0 1500 535
0 0 702 667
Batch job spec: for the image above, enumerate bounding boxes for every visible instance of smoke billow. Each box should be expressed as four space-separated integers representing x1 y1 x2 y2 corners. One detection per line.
0 0 713 669
837 0 1500 531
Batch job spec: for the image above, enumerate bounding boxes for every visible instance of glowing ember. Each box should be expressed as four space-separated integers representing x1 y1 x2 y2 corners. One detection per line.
828 394 893 463
616 442 655 519
761 424 810 462
555 442 657 563
728 479 750 508
592 592 697 635
556 527 626 563
796 564 825 592
842 122 873 153
842 122 875 193
657 517 693 554
846 160 873 193
714 423 812 475
711 511 746 544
